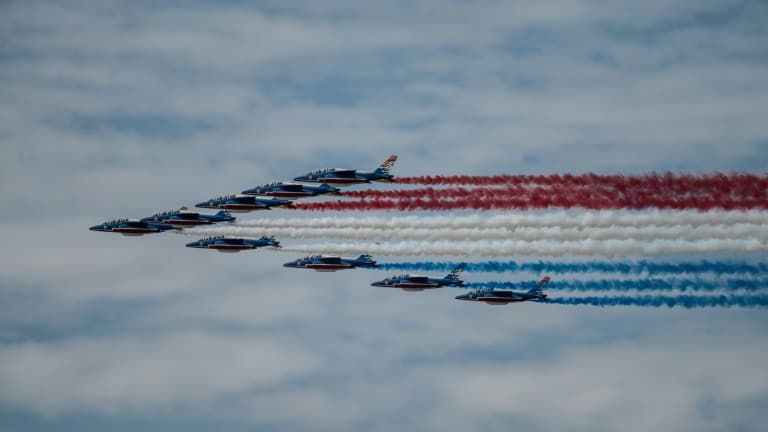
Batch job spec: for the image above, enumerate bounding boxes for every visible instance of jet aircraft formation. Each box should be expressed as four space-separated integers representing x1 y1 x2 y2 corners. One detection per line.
89 155 550 305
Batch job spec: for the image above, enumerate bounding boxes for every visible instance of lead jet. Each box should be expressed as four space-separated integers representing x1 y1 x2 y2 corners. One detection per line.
195 195 293 212
293 155 397 186
455 277 550 305
241 181 340 199
283 254 377 272
371 263 466 291
141 207 235 227
89 219 178 236
186 236 281 253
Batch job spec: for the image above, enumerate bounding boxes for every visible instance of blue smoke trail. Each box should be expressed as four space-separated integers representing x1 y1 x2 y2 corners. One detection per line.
465 278 768 292
376 260 768 276
547 295 768 308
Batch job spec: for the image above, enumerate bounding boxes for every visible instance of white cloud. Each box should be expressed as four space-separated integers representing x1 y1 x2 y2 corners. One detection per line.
435 332 768 432
0 331 317 416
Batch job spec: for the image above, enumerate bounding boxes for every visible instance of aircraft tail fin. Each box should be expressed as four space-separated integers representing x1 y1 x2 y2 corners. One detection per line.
527 276 551 298
444 262 466 283
260 235 280 247
319 183 341 194
377 155 397 173
356 254 377 267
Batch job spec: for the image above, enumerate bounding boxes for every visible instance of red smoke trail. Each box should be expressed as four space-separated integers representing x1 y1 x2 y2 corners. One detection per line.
344 181 768 209
341 183 765 201
394 172 768 190
338 173 768 209
294 192 768 211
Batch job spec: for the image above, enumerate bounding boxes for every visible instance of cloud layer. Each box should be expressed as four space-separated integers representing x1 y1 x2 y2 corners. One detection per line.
1 0 767 430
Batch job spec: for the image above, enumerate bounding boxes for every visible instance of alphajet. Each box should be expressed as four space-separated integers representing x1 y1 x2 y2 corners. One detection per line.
242 181 340 199
293 155 397 186
195 195 293 212
371 263 465 291
283 254 376 272
89 219 178 236
455 277 550 305
185 236 281 253
141 207 235 227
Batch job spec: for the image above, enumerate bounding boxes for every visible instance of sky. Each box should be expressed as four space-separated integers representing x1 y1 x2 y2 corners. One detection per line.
1 0 767 430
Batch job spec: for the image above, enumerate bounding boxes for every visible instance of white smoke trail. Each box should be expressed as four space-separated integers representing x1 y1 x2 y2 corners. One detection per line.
180 223 768 242
225 210 768 231
274 238 768 257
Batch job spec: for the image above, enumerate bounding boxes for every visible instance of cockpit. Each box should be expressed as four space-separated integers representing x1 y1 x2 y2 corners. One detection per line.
308 168 333 175
201 236 224 242
208 195 235 202
153 209 179 218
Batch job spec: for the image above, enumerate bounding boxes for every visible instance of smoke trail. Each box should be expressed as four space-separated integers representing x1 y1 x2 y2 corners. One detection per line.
546 295 768 308
180 224 768 242
394 172 768 188
305 173 768 211
277 238 768 257
465 278 768 292
343 182 764 203
294 193 768 211
377 260 768 276
225 210 768 230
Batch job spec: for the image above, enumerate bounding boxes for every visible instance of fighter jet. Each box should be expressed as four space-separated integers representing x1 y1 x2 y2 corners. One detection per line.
455 277 550 305
89 219 178 236
185 236 281 253
241 181 340 199
141 207 235 227
293 155 397 186
195 195 293 212
371 263 466 291
283 254 377 272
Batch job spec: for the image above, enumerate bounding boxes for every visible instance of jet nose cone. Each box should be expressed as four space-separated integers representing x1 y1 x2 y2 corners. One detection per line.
241 188 258 195
88 225 101 231
455 294 468 300
185 241 202 248
293 176 307 182
195 201 211 209
283 262 297 268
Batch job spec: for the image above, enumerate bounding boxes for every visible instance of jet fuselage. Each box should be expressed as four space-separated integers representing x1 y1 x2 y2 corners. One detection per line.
141 210 235 227
371 275 463 291
283 255 376 272
186 236 281 253
293 155 397 186
89 219 177 236
195 195 293 212
242 182 340 199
